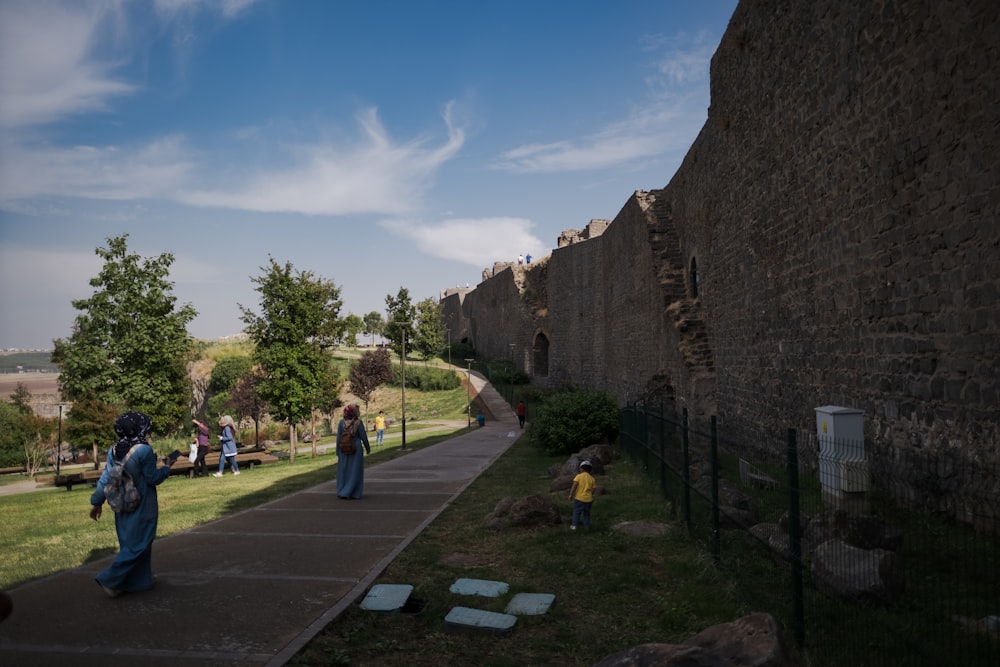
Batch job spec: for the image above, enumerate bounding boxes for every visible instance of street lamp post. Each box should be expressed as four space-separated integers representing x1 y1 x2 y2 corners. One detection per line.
446 328 452 367
400 332 407 451
464 358 474 428
56 404 64 476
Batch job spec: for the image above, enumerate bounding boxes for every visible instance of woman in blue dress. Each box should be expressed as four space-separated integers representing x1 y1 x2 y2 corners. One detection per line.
89 411 176 598
335 404 371 499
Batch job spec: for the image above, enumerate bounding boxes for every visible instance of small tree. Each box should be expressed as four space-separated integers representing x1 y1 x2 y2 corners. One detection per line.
343 313 363 346
231 368 269 447
241 258 343 463
349 349 393 421
362 311 384 347
64 393 120 467
384 288 416 358
11 382 33 414
412 297 445 360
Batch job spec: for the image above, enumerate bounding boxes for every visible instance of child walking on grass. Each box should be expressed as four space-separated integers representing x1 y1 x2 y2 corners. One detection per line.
568 460 596 530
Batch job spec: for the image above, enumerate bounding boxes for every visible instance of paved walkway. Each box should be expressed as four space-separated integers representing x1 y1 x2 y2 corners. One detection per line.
0 373 522 666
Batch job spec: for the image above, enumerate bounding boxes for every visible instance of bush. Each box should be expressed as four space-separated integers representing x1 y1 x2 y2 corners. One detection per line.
389 365 460 391
527 389 619 456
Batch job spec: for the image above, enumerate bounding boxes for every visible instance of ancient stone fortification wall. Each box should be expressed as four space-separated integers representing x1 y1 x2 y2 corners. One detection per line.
444 0 998 502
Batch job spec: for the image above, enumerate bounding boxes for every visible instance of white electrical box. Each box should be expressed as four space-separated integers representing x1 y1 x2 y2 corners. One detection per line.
815 406 868 507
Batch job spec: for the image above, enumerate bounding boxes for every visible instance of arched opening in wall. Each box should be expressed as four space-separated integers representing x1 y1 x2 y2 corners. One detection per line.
689 256 699 299
533 333 550 377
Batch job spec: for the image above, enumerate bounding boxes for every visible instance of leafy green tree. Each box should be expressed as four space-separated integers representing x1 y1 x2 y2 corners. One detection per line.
412 297 445 360
208 356 253 394
0 401 32 468
349 348 393 419
51 234 196 433
343 313 363 346
10 382 33 414
528 389 619 456
64 392 120 465
240 258 343 462
384 288 416 359
362 311 384 347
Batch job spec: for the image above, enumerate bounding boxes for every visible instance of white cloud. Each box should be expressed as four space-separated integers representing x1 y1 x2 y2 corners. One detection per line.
0 136 195 203
181 106 465 216
493 31 714 174
381 216 546 269
0 1 133 129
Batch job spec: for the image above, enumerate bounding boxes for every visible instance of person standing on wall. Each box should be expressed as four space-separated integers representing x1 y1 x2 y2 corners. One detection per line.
335 404 371 499
88 411 177 597
191 418 211 478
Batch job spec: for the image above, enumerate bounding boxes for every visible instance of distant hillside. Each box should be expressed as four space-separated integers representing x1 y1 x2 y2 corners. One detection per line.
0 351 58 374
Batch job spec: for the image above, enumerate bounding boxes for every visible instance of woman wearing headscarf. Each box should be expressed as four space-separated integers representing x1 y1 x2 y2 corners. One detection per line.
335 404 371 499
213 415 240 477
89 411 176 598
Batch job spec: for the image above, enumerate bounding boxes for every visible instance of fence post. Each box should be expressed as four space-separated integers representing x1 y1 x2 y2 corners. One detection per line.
682 408 691 528
710 415 720 564
641 401 649 471
659 400 666 497
787 428 805 649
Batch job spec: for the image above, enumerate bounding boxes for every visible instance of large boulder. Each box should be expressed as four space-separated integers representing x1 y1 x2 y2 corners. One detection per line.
804 510 902 552
593 612 797 667
810 538 906 604
484 494 561 530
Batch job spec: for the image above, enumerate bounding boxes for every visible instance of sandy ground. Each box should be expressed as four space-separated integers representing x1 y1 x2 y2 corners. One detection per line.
0 372 59 399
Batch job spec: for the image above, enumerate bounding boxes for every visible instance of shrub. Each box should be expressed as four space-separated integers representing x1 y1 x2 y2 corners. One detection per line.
389 365 460 391
528 389 619 456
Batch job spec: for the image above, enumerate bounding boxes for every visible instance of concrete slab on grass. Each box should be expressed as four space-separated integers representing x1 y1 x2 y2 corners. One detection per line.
444 606 517 636
449 578 509 598
360 584 414 613
505 592 555 616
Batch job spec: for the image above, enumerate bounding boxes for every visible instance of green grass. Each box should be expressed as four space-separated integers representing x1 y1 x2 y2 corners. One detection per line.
0 425 466 591
286 435 745 667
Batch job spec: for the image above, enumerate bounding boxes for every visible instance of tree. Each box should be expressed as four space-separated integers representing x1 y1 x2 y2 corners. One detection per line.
10 382 33 414
384 288 416 358
349 349 393 420
362 311 384 347
0 401 32 468
51 234 197 434
64 392 120 467
412 297 445 360
231 367 269 447
206 355 253 419
240 258 343 462
343 313 363 346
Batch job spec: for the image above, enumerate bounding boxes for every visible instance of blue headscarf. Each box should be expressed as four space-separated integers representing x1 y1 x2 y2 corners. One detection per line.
112 411 152 460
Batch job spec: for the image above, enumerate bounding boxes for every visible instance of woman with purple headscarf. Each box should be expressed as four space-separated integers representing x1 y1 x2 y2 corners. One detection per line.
88 411 176 598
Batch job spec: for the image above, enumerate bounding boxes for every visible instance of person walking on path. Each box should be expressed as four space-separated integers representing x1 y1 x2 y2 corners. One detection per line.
214 415 240 477
516 401 526 428
335 404 371 499
191 418 211 477
374 410 386 446
568 460 596 530
88 411 177 597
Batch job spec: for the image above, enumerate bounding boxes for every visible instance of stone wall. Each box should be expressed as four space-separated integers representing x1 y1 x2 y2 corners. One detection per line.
442 0 999 508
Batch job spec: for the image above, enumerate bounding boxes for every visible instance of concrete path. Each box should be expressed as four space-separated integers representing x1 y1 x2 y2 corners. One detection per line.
0 373 523 666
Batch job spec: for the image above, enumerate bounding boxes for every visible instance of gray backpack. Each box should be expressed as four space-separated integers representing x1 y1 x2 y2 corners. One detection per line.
105 446 142 513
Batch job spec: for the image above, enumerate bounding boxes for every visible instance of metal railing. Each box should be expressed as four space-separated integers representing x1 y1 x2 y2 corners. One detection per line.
619 402 999 666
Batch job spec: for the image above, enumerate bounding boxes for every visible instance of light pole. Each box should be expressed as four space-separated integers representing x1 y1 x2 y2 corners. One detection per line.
508 343 516 404
464 358 474 428
446 328 452 367
56 404 64 476
400 331 407 451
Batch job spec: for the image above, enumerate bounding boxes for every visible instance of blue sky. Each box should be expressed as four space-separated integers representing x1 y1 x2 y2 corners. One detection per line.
0 0 737 350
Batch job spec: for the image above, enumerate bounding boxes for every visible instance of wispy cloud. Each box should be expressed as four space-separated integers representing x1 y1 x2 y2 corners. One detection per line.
493 31 715 174
381 216 546 269
182 105 465 216
0 2 133 129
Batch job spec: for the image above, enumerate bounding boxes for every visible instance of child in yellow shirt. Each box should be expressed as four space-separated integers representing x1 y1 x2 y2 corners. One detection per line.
568 460 596 530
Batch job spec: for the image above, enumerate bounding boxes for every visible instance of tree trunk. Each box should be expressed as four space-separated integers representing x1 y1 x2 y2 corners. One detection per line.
288 412 297 464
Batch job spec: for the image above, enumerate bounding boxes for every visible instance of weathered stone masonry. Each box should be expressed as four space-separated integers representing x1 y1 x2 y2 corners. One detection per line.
442 0 999 514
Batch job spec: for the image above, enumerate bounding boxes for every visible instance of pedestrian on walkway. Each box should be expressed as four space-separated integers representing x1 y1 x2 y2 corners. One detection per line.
516 400 526 428
374 410 386 446
88 411 177 597
336 404 371 499
568 460 596 530
192 418 211 477
214 415 240 477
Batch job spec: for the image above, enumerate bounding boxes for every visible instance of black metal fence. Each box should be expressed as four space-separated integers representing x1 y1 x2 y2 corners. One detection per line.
620 402 999 666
